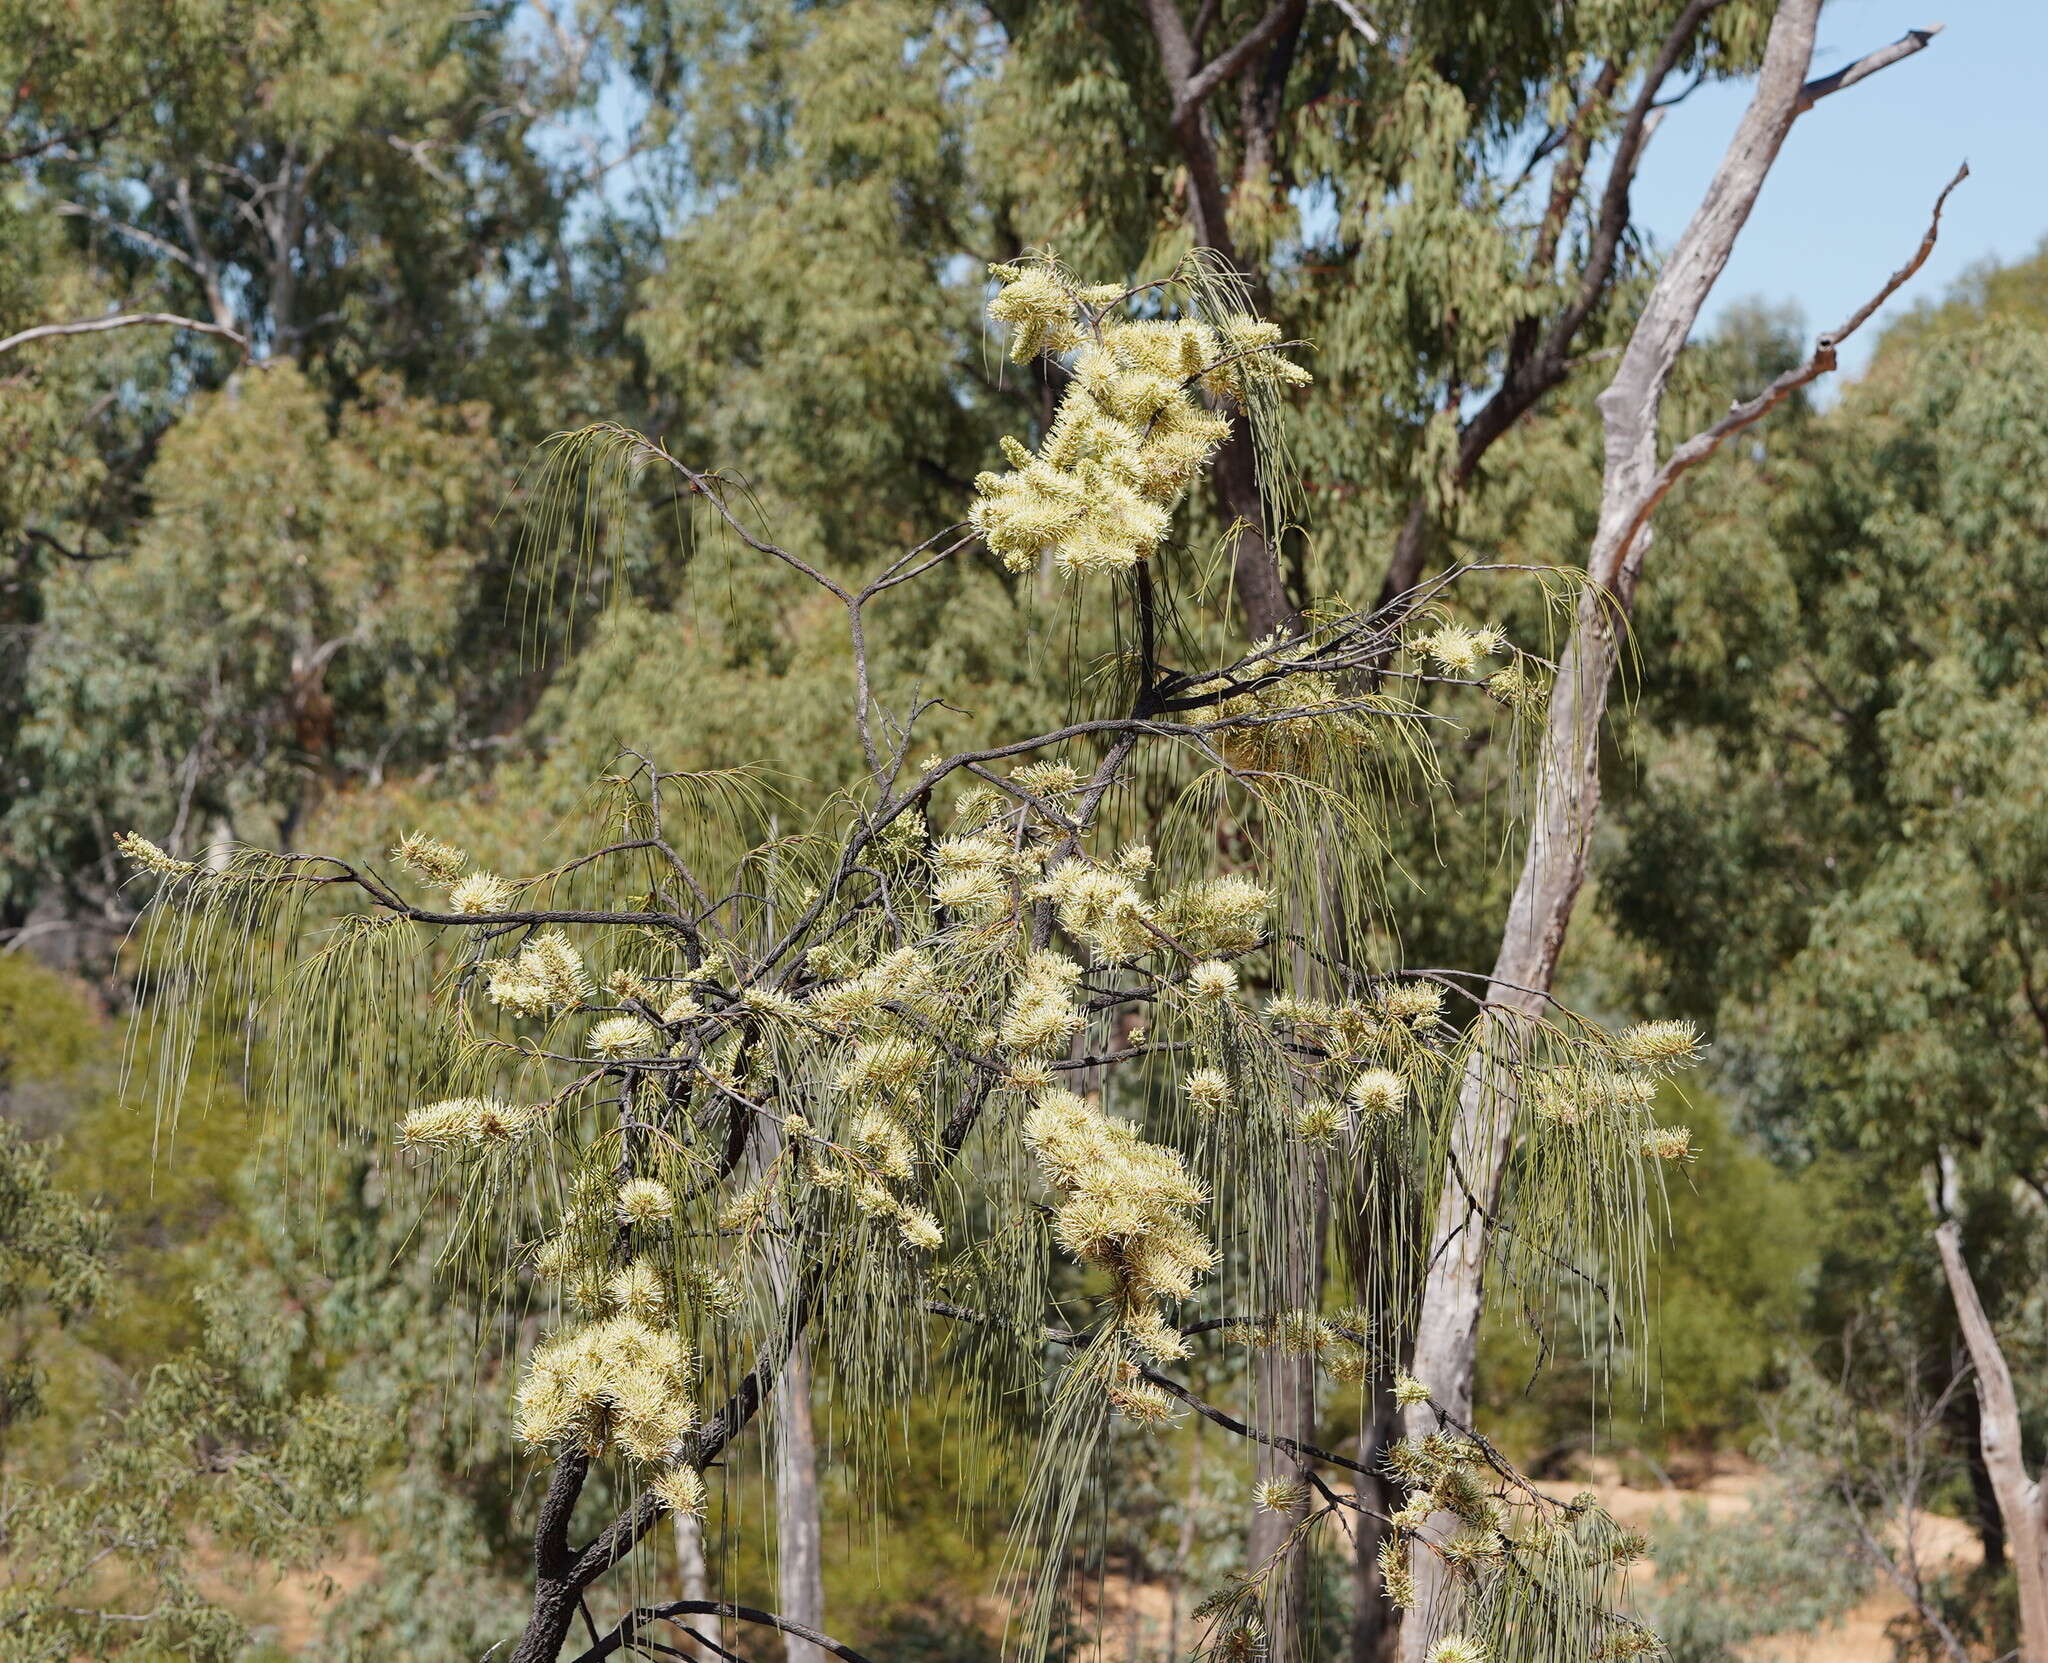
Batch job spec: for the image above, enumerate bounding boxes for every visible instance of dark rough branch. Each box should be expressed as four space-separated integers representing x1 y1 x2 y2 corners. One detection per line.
570 1601 880 1663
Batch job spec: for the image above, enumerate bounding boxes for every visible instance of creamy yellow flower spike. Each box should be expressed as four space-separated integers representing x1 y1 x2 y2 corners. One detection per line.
971 261 1309 577
1023 1086 1215 1357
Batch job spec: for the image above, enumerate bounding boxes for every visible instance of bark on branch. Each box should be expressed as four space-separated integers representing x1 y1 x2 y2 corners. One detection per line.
0 311 249 360
1797 23 1943 110
1612 160 1968 575
1371 8 1942 619
1175 0 1307 120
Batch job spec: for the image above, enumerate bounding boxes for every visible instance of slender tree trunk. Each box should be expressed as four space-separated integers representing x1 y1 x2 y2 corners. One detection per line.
750 1048 826 1663
1397 4 1826 1652
775 1335 828 1663
1140 0 1306 650
1248 1340 1316 1657
1955 1388 2009 1571
1348 1381 1400 1663
1214 372 1301 643
1248 1168 1326 1659
1168 1423 1203 1663
675 1506 721 1659
1374 501 1431 617
1935 1219 2048 1663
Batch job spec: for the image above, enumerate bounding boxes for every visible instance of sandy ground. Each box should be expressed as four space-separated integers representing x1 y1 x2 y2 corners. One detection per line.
185 1460 1981 1661
188 1541 382 1655
1070 1459 1987 1663
1551 1462 1981 1663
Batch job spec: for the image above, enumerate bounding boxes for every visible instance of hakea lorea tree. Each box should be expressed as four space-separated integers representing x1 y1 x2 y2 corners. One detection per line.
121 256 1702 1663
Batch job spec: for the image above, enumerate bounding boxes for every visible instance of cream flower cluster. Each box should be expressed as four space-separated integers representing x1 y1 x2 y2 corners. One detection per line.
1023 1087 1215 1368
484 930 594 1016
514 1311 698 1463
972 262 1310 576
397 1095 542 1146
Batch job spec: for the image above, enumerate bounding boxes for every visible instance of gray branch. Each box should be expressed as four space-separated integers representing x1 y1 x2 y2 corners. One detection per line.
1616 161 1968 561
1798 23 1943 111
0 311 249 360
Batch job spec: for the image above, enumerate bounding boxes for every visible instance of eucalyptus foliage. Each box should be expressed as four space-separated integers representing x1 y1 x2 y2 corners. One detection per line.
1604 253 2048 1622
1611 287 2048 1314
0 1067 369 1662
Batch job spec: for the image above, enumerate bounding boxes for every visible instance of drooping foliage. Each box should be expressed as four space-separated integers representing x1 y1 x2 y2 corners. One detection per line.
120 261 1705 1663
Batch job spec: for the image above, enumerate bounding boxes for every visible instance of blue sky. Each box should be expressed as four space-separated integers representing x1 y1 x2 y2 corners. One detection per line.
1631 0 2048 376
571 0 2042 380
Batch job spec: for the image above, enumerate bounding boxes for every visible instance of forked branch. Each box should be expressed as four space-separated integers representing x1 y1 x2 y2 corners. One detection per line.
571 1601 879 1663
1611 161 1968 563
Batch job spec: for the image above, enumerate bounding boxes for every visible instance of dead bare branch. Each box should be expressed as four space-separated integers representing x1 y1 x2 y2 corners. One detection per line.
0 311 249 360
1613 160 1968 562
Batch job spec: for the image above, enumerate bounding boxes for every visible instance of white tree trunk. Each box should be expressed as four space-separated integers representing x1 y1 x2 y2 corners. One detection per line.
750 1064 829 1663
776 1333 828 1663
674 1506 720 1659
1248 1343 1316 1655
1935 1219 2048 1663
1397 3 1825 1651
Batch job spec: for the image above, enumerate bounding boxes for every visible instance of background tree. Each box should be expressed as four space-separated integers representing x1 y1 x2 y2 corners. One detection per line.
0 956 373 1660
1606 233 2048 1663
0 0 643 937
9 367 513 935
